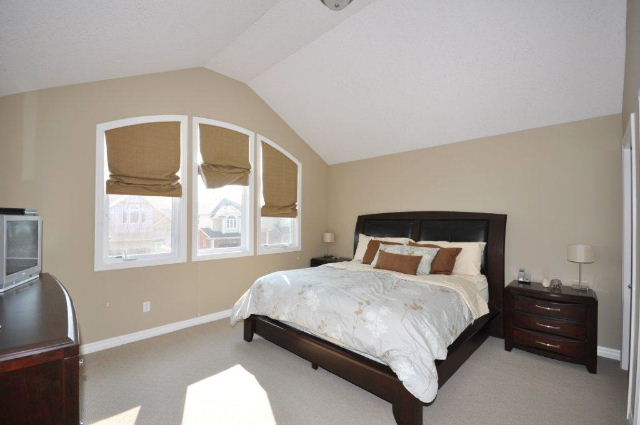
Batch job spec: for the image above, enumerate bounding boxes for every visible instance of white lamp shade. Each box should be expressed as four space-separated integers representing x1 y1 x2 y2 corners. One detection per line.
567 244 595 263
322 232 335 243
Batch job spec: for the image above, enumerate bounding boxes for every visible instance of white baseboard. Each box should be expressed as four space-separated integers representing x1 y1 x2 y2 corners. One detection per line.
81 314 623 362
597 345 621 361
80 309 232 355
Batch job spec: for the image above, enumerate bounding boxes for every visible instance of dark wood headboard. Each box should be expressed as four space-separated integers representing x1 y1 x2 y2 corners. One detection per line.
354 211 507 335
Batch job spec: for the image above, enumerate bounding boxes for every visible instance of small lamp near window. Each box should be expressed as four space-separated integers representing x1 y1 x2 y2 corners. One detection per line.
322 232 335 258
567 244 595 291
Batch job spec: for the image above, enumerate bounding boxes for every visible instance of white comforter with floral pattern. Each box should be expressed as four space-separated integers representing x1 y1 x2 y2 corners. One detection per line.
230 262 489 403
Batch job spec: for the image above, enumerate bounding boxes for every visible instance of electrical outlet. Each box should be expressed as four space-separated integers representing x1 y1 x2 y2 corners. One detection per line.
143 301 151 313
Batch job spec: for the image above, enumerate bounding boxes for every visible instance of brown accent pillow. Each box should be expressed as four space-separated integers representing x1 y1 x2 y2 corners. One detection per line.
374 250 422 275
362 240 403 264
409 242 462 275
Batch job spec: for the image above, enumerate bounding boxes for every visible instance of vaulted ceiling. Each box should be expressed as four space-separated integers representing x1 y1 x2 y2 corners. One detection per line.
1 0 627 163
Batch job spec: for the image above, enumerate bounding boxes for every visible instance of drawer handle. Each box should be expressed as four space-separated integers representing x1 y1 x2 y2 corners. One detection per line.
535 304 560 312
536 322 560 330
536 341 560 349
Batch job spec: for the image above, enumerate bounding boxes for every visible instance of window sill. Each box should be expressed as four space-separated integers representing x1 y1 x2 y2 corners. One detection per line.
192 250 253 262
257 246 302 256
94 255 186 272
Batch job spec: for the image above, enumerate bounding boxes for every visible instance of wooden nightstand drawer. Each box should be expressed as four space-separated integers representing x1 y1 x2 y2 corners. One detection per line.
513 312 587 340
512 328 586 358
513 295 585 321
512 312 586 340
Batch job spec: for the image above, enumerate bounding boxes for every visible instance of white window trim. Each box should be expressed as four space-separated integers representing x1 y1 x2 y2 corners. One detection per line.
191 117 255 262
94 115 188 271
256 135 302 256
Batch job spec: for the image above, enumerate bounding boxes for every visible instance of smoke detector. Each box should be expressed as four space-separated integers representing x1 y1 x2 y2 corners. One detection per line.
320 0 353 11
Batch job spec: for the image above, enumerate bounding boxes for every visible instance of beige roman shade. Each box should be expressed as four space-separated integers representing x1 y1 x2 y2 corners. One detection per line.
198 124 251 189
105 122 182 197
261 142 298 218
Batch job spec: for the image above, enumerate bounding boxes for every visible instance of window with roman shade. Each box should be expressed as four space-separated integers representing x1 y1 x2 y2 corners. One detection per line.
193 118 254 261
260 141 298 218
198 123 251 189
95 115 188 271
105 121 182 197
258 136 301 254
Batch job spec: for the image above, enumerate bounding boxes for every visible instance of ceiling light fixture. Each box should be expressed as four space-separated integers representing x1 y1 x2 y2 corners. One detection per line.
320 0 353 11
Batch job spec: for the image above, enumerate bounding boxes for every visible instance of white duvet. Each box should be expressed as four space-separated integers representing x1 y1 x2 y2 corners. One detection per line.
230 261 489 403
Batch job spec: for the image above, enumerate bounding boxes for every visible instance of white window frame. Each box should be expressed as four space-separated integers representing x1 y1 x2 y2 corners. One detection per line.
192 117 255 261
256 135 302 255
94 115 188 271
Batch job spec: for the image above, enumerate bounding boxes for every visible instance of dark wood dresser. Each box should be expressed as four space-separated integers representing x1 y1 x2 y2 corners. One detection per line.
504 280 597 373
0 273 80 425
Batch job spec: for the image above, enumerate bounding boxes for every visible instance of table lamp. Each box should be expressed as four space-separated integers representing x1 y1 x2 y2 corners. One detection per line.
322 232 335 257
567 244 594 291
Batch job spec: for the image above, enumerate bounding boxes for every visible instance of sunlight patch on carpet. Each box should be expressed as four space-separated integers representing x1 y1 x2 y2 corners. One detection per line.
181 364 276 425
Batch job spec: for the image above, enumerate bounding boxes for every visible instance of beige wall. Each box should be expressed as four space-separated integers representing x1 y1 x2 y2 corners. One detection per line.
624 0 640 126
0 66 625 351
0 68 328 344
327 114 623 349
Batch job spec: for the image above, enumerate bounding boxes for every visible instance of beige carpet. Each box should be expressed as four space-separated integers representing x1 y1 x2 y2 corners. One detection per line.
81 319 627 425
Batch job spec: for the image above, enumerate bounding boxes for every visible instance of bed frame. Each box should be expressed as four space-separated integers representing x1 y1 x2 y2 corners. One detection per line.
243 211 507 425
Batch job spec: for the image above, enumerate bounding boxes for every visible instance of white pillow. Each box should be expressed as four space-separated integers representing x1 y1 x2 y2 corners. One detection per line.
353 234 413 262
406 245 440 275
372 244 410 266
415 241 486 276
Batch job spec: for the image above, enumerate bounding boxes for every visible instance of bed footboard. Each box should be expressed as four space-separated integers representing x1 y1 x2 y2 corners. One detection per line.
241 312 495 425
244 315 424 425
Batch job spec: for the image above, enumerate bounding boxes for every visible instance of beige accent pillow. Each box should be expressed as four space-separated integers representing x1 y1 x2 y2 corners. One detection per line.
414 241 486 276
353 234 413 262
374 250 422 275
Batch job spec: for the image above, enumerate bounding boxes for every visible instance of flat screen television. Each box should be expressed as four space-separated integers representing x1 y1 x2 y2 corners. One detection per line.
0 215 42 292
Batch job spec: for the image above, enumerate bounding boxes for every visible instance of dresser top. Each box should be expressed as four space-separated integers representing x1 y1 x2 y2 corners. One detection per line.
507 280 597 303
0 273 79 361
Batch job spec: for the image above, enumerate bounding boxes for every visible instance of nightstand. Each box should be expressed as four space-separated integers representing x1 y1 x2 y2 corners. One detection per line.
310 256 351 267
504 280 598 373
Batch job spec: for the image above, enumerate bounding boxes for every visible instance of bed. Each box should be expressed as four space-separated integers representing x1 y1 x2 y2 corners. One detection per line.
234 211 506 425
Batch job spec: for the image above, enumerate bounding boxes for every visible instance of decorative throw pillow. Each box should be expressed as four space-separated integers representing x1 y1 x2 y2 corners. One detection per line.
413 241 485 276
374 251 422 275
353 234 412 262
409 242 461 275
406 245 440 275
372 244 409 266
362 240 403 264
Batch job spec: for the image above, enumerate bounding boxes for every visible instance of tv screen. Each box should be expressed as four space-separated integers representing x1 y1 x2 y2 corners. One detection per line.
6 220 39 276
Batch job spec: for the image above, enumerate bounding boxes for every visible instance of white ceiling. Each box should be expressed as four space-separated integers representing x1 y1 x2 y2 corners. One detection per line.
0 0 627 164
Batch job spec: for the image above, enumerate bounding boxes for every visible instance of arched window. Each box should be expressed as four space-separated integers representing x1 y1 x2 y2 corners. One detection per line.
257 135 301 254
192 117 254 260
95 115 188 271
